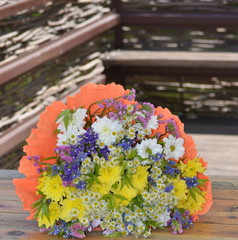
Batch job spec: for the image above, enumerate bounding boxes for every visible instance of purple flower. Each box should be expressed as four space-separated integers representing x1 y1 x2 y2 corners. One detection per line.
71 223 86 238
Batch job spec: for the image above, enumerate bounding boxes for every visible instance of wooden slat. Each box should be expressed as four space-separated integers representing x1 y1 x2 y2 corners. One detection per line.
104 50 238 69
0 0 50 20
120 12 238 27
0 13 119 86
0 75 106 157
0 170 238 239
103 50 238 76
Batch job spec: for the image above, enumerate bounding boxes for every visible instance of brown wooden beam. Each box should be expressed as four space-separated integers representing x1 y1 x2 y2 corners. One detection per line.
0 13 120 86
120 12 238 27
107 65 238 77
0 0 51 20
0 75 106 157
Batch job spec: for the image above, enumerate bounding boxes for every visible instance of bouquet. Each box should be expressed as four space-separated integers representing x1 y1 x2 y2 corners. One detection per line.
14 83 212 238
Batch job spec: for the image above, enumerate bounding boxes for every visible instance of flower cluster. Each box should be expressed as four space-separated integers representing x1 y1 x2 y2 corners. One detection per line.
17 83 212 239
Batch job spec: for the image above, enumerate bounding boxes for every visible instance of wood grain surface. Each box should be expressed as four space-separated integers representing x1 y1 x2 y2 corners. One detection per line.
0 170 237 240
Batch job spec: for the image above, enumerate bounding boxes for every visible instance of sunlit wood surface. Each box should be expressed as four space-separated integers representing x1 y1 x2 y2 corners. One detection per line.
191 134 238 177
0 170 238 240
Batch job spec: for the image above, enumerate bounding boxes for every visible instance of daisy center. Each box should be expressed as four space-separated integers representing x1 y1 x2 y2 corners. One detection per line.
170 145 176 152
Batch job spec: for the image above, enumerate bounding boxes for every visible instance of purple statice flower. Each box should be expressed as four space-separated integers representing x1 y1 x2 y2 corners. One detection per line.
118 139 133 151
136 115 148 129
148 176 156 186
141 102 155 116
76 181 87 190
183 177 199 188
40 227 50 233
70 223 86 238
123 88 136 101
52 165 61 175
55 146 73 163
168 210 193 234
163 160 180 176
151 152 164 162
78 128 98 155
50 220 67 236
27 155 41 167
98 103 105 109
61 160 81 186
103 98 128 121
164 183 174 193
70 146 87 162
166 118 180 138
100 146 110 160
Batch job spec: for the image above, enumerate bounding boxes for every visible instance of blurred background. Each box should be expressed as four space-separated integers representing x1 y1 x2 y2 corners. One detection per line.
0 0 237 176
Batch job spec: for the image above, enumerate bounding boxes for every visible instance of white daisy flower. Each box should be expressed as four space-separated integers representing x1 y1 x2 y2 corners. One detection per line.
136 138 163 158
91 116 123 146
163 135 185 160
57 108 87 133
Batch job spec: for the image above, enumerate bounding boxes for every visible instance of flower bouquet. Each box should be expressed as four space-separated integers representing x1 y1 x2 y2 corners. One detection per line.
14 83 212 238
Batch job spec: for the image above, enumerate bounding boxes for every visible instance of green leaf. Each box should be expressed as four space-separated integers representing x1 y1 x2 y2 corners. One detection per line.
42 156 58 161
53 129 61 134
141 104 153 114
193 186 205 198
127 149 137 159
197 178 208 187
31 198 43 208
113 194 128 201
56 109 71 122
104 232 122 238
111 181 119 190
189 188 197 201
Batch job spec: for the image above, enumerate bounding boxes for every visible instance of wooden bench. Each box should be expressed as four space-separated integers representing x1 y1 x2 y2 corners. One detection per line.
1 169 238 239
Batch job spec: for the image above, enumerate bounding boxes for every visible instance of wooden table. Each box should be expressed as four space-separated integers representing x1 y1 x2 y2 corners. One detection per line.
0 170 238 240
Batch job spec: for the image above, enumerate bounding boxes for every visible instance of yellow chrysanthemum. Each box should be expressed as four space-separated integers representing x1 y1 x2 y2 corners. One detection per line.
38 201 60 228
90 166 122 196
170 178 188 201
113 183 137 206
132 165 149 193
37 174 72 202
178 158 205 178
178 191 206 214
60 198 86 222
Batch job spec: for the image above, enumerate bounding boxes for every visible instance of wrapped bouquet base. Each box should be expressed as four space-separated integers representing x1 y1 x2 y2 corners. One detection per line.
14 83 212 238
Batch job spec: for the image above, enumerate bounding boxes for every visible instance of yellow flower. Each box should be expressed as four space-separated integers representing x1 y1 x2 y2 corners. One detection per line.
112 183 137 206
112 166 149 206
170 178 188 201
131 165 149 193
90 166 122 196
178 158 205 178
60 197 86 222
178 191 206 214
38 201 60 228
37 174 72 202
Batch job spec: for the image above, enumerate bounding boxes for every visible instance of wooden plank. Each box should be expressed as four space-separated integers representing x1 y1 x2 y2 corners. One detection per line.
120 12 238 27
0 75 106 157
103 50 238 69
0 170 238 239
103 50 238 76
0 0 50 20
0 13 119 86
191 134 238 177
